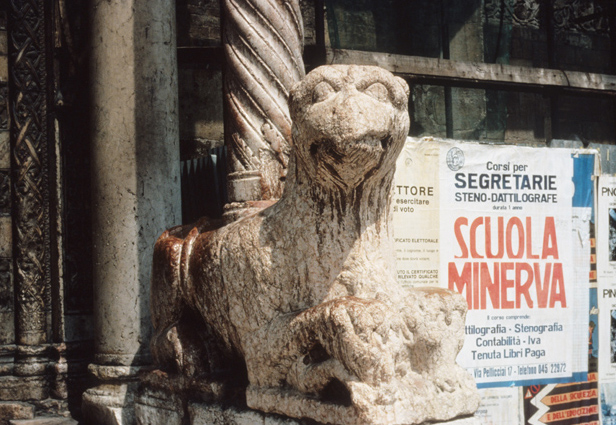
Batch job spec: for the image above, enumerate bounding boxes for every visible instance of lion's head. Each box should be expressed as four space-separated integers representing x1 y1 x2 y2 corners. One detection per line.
288 65 410 190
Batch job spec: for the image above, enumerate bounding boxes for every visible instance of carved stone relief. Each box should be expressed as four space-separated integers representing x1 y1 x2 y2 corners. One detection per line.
485 0 609 32
0 85 8 131
485 0 541 28
8 0 52 348
150 65 479 424
553 0 609 33
0 171 9 215
0 257 13 338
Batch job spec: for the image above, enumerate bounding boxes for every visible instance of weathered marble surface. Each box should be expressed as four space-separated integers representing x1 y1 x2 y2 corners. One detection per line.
150 65 479 424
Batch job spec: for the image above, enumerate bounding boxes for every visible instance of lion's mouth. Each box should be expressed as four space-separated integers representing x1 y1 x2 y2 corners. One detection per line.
380 135 393 150
310 135 392 158
350 135 392 151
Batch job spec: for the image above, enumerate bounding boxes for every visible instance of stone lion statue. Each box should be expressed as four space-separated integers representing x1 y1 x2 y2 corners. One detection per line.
150 65 479 424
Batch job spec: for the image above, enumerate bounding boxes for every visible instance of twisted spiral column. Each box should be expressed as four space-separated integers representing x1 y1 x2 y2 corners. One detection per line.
223 0 305 202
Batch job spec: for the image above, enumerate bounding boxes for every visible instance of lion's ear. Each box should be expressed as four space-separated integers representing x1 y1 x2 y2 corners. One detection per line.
395 76 410 98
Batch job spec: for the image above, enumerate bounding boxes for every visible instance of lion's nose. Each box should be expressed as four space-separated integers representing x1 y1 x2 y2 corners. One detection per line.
332 94 391 143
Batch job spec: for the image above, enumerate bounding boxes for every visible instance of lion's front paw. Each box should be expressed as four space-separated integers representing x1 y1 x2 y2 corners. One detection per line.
300 296 412 387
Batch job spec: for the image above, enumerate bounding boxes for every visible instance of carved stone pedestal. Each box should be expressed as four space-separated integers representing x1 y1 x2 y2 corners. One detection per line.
187 405 481 425
133 383 481 425
133 370 243 425
134 386 183 425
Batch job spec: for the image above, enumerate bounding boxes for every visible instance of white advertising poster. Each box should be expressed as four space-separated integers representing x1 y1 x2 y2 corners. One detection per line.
597 175 616 383
475 387 524 425
394 138 580 388
393 140 439 288
569 206 593 378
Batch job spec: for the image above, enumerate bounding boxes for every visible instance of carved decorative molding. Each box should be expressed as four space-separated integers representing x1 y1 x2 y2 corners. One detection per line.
8 0 52 347
553 0 609 33
513 0 541 28
0 171 9 215
0 85 8 131
223 0 305 201
485 0 541 29
485 0 608 33
0 258 12 314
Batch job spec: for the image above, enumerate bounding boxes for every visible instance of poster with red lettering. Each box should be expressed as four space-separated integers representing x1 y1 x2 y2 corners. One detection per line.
523 375 599 425
439 142 577 387
523 283 599 425
393 139 593 389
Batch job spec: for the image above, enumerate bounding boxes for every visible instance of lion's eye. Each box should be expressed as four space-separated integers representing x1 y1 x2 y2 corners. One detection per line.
313 82 335 103
364 82 389 102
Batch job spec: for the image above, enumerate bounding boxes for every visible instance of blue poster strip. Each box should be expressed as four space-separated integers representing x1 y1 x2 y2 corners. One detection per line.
572 153 595 209
478 372 589 389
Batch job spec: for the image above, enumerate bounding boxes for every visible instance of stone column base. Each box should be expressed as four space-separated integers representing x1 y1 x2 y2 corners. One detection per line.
82 384 136 425
81 365 147 425
227 170 263 204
